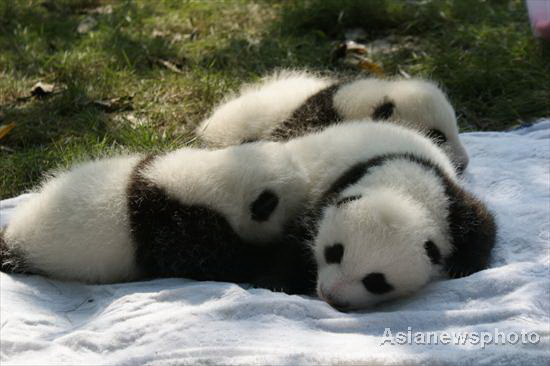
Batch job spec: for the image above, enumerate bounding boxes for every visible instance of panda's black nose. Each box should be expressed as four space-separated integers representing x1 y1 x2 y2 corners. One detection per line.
456 163 465 175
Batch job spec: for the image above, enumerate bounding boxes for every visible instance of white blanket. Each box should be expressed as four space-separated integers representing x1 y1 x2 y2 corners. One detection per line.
1 122 549 365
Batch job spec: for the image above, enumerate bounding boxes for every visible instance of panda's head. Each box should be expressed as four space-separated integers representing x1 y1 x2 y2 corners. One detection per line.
370 92 469 174
312 187 449 311
333 78 470 173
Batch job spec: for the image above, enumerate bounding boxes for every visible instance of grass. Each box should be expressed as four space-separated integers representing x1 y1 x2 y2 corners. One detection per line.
0 0 549 198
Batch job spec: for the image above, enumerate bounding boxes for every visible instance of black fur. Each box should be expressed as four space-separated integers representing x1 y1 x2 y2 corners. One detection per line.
250 190 279 222
442 177 497 278
324 243 344 264
362 272 394 294
323 163 369 201
372 97 395 120
301 153 496 279
240 138 259 144
424 240 442 265
426 128 448 146
271 83 342 140
127 156 316 294
336 195 362 207
322 155 392 204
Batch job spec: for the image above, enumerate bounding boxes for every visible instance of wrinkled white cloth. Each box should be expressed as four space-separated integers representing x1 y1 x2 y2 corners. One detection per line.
1 122 549 365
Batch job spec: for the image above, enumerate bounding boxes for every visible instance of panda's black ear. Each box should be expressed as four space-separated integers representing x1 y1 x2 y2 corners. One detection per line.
372 97 395 120
444 185 497 278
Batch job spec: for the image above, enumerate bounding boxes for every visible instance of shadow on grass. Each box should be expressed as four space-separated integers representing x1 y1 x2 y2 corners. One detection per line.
0 0 186 148
197 0 550 130
0 0 182 76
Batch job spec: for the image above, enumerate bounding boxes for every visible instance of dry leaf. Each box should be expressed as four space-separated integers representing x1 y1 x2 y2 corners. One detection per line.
153 58 184 73
92 96 133 113
87 5 113 15
30 82 63 97
152 29 168 38
332 40 385 76
357 58 385 76
0 122 16 140
77 16 98 34
331 41 366 62
344 40 367 54
398 67 411 79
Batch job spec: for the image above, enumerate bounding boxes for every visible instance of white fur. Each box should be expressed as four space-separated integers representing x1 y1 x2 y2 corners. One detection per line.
4 156 142 283
196 71 468 169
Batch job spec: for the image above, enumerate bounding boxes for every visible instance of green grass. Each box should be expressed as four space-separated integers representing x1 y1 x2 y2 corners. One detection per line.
1 0 549 198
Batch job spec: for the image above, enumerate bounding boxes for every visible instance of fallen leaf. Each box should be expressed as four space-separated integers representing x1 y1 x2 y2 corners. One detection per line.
332 40 385 75
365 35 421 56
124 113 146 127
153 58 185 73
152 29 169 38
0 122 16 140
331 40 366 62
344 40 367 54
357 58 385 76
77 16 98 34
0 145 15 153
398 67 411 79
113 112 148 128
88 5 113 15
92 96 133 113
30 82 63 97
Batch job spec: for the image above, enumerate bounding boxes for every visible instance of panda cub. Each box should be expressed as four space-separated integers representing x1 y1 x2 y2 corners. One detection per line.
197 70 469 171
0 143 309 285
283 122 496 311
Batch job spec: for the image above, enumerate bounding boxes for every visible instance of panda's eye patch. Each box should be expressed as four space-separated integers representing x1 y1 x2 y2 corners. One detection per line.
427 129 447 145
324 243 344 264
424 240 442 264
362 272 394 294
336 195 362 207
